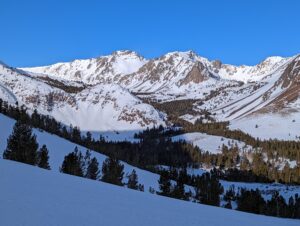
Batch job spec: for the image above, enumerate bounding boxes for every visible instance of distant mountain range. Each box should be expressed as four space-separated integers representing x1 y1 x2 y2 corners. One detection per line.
1 50 299 139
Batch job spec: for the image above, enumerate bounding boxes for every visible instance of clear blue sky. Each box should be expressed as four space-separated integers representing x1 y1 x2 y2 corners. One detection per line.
1 0 300 67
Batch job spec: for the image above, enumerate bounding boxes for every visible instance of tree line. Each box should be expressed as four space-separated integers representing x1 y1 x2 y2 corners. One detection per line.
2 118 300 219
1 98 299 184
156 167 300 219
0 99 201 168
2 119 144 191
60 147 144 191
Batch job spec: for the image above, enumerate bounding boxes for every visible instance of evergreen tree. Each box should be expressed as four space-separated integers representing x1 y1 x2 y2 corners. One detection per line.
237 189 266 214
157 171 171 197
31 109 41 127
266 191 288 217
170 169 188 200
82 150 91 173
37 144 51 170
101 157 124 186
71 126 81 143
0 98 3 113
3 121 38 165
294 194 300 218
60 147 84 177
223 185 236 202
172 180 186 200
85 131 92 145
127 169 139 190
86 157 99 180
195 173 223 206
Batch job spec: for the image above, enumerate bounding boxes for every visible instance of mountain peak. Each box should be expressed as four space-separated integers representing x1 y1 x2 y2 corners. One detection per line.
111 50 143 58
258 56 286 66
163 50 198 60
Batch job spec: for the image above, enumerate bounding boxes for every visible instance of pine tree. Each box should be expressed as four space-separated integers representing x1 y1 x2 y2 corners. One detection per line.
82 149 91 173
71 126 81 143
157 171 171 197
85 131 92 145
223 185 236 202
31 109 41 127
195 173 223 206
37 144 51 170
86 157 99 180
266 191 288 217
0 98 3 113
172 180 186 200
127 169 139 190
171 168 189 200
101 157 124 186
237 189 266 214
3 121 38 165
60 147 84 177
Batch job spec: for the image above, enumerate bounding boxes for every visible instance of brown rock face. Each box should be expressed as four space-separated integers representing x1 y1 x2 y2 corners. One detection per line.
212 60 222 69
280 56 300 88
262 56 300 110
180 62 209 85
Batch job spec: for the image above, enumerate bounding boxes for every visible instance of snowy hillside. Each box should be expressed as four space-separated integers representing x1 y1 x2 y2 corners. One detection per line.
0 113 299 201
0 62 166 131
22 50 147 84
218 56 290 82
230 113 300 140
1 159 300 226
172 132 252 154
0 50 300 139
0 114 161 190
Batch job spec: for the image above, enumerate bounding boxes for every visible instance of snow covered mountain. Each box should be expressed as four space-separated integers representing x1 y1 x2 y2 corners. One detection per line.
1 50 300 138
0 62 166 131
23 50 147 84
22 50 297 106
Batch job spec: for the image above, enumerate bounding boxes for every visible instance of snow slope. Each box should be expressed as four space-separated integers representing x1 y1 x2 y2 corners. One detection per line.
22 50 147 84
1 159 299 226
172 132 251 154
230 113 300 140
0 114 161 190
0 62 166 132
1 113 299 200
218 56 290 82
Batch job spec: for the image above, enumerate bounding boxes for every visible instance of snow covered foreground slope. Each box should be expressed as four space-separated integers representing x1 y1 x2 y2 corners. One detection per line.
1 159 299 226
0 114 160 190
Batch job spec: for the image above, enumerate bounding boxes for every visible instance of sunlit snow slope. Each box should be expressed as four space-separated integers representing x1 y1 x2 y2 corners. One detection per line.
0 62 166 132
1 159 299 226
